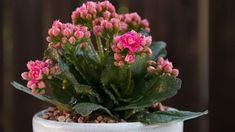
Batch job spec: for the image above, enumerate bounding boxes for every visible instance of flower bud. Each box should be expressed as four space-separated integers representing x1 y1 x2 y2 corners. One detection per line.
147 66 156 73
38 81 46 88
52 28 60 36
69 36 76 44
172 69 179 77
125 54 135 64
21 72 29 80
114 53 123 61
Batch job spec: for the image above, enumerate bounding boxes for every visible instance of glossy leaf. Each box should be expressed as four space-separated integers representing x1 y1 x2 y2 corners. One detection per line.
114 74 182 111
130 109 208 124
11 81 72 111
150 41 167 60
45 48 101 102
73 103 113 117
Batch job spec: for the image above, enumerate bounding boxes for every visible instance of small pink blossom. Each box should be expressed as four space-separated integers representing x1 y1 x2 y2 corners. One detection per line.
125 54 135 64
172 69 179 76
21 72 29 80
69 36 76 44
52 28 60 36
114 53 123 61
27 80 38 89
62 28 72 36
74 31 84 39
118 30 143 52
148 57 179 77
112 31 152 66
38 81 46 88
79 42 87 48
22 59 60 94
103 11 111 19
47 21 90 49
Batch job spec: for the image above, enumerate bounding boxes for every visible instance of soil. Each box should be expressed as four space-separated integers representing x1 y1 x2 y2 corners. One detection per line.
41 107 126 123
41 103 165 123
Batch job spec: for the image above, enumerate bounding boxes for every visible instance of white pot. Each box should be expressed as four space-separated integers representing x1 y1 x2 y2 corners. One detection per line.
33 110 183 132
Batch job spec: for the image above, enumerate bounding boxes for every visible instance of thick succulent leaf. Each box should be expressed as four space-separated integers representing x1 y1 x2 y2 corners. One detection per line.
45 48 101 102
76 85 102 103
130 109 208 124
114 74 182 111
73 103 113 117
150 41 167 60
48 78 77 105
101 85 119 105
101 64 128 86
11 81 72 111
75 46 101 84
130 55 148 80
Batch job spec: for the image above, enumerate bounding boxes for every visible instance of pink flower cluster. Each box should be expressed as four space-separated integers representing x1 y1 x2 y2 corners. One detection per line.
72 1 116 24
92 16 127 37
71 1 150 36
112 30 152 66
147 57 179 77
21 59 60 94
120 13 150 32
47 20 91 49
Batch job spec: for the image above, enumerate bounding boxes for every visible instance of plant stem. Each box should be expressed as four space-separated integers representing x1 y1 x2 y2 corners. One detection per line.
105 38 110 56
96 37 104 59
88 39 100 62
123 67 132 96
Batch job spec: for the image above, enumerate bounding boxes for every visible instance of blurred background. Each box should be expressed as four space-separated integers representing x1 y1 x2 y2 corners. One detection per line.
0 0 234 132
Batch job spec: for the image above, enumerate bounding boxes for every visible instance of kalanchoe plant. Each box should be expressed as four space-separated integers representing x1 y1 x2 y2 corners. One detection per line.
11 1 207 124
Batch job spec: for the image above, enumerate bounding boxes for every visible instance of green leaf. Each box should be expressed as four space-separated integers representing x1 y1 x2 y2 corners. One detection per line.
114 74 182 111
131 55 148 81
45 48 101 103
100 84 119 105
74 46 101 84
11 81 72 111
48 78 77 105
150 41 167 60
75 85 102 103
73 103 113 117
101 64 128 86
130 109 208 124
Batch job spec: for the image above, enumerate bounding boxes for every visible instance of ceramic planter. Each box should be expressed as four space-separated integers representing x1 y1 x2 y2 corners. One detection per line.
33 109 184 132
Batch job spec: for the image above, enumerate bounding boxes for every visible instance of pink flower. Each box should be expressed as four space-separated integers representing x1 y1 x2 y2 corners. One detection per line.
142 36 152 46
62 28 72 36
93 26 103 36
22 59 60 94
103 11 111 19
141 19 149 27
118 30 143 52
21 72 29 80
27 60 35 70
47 21 90 49
28 68 43 80
74 31 84 39
42 67 50 75
27 80 38 89
69 36 76 44
172 69 179 76
111 45 121 53
52 28 60 36
53 20 63 28
38 81 46 88
114 53 123 61
79 42 87 48
148 57 179 77
125 54 135 64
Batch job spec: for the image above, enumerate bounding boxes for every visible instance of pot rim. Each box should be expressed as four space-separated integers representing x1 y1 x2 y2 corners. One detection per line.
33 108 183 128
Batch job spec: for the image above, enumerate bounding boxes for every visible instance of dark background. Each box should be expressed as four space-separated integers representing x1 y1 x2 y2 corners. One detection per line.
0 0 234 132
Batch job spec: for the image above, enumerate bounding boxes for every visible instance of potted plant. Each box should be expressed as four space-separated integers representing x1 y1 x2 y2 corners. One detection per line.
11 1 207 132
